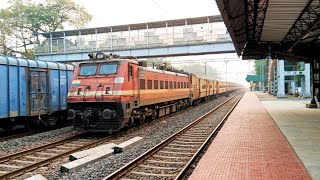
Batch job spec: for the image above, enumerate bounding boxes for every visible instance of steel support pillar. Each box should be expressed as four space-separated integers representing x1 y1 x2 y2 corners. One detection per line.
277 60 287 98
310 59 320 104
303 63 312 98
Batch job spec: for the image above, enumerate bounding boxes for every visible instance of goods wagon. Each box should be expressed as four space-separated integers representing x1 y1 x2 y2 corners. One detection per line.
0 55 73 131
68 53 242 133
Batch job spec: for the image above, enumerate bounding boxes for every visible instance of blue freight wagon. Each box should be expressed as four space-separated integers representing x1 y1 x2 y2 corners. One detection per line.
0 55 74 131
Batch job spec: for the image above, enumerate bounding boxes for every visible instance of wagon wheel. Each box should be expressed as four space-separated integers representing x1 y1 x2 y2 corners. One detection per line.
139 114 146 123
176 104 181 111
47 116 58 126
0 123 14 132
129 117 134 127
151 111 157 120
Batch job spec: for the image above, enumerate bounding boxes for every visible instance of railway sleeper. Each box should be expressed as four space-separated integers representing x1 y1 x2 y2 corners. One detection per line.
129 171 176 177
11 160 34 165
158 150 194 155
0 170 8 174
132 167 179 176
171 140 203 144
0 164 23 169
168 143 200 148
138 164 179 170
24 156 47 160
153 155 190 160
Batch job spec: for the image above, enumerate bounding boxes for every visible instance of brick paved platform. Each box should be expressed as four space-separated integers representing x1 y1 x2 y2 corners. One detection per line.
262 98 320 179
189 91 311 180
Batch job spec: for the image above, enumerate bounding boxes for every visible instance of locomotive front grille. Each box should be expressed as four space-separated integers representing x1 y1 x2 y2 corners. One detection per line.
69 102 124 132
73 117 121 132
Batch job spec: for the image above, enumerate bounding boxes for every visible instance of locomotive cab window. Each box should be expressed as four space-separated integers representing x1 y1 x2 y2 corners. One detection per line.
79 64 97 76
128 65 133 80
99 63 117 75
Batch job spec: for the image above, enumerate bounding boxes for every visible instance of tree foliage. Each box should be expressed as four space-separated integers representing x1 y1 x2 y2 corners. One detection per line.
254 60 267 76
0 0 92 58
174 63 221 79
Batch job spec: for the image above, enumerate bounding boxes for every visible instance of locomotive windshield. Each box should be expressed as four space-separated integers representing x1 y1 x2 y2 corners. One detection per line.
79 65 97 76
99 63 117 75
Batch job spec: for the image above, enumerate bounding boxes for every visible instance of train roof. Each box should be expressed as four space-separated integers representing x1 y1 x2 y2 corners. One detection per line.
0 55 74 70
139 66 189 77
78 58 139 65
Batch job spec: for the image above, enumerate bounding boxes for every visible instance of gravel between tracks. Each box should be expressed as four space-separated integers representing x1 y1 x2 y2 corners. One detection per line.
37 91 241 180
0 126 83 157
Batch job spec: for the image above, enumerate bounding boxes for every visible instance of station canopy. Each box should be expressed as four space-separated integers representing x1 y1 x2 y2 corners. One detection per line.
216 0 320 61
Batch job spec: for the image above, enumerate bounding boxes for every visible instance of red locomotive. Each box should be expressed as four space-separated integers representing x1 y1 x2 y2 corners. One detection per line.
67 53 242 132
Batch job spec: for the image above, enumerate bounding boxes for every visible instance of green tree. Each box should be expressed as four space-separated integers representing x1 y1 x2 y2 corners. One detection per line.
0 0 92 58
0 9 13 55
174 63 221 79
254 60 267 76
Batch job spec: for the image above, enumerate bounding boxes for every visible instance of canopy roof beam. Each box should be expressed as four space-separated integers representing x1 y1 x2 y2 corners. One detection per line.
246 0 269 42
282 0 320 52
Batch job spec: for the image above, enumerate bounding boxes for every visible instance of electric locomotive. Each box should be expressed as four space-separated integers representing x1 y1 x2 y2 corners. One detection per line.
67 53 192 132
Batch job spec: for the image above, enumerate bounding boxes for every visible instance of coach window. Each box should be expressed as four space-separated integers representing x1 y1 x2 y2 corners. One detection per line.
184 82 187 88
181 82 183 88
165 81 168 89
178 81 180 88
170 81 173 89
140 79 145 89
160 81 164 89
154 80 158 89
174 82 176 89
147 80 152 89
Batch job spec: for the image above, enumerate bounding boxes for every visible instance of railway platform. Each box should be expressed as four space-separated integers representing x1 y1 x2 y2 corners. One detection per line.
189 91 314 179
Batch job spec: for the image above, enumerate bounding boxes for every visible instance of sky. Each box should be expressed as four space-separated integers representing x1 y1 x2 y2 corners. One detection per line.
0 0 253 86
74 0 220 28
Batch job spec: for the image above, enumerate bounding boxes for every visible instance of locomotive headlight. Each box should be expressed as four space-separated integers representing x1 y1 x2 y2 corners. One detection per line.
68 109 76 119
102 109 112 119
96 53 105 60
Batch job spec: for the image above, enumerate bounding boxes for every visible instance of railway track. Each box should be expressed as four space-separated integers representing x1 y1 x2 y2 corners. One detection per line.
0 91 242 179
0 131 34 142
105 91 244 180
0 133 111 179
0 123 73 143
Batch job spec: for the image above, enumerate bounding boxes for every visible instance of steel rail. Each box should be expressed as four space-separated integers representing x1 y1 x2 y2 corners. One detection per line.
0 134 112 179
0 123 73 143
104 91 244 180
0 131 34 142
0 90 242 179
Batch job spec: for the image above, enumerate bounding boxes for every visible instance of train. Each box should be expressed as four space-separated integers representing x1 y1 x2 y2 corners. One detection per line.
67 53 242 133
0 55 74 131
